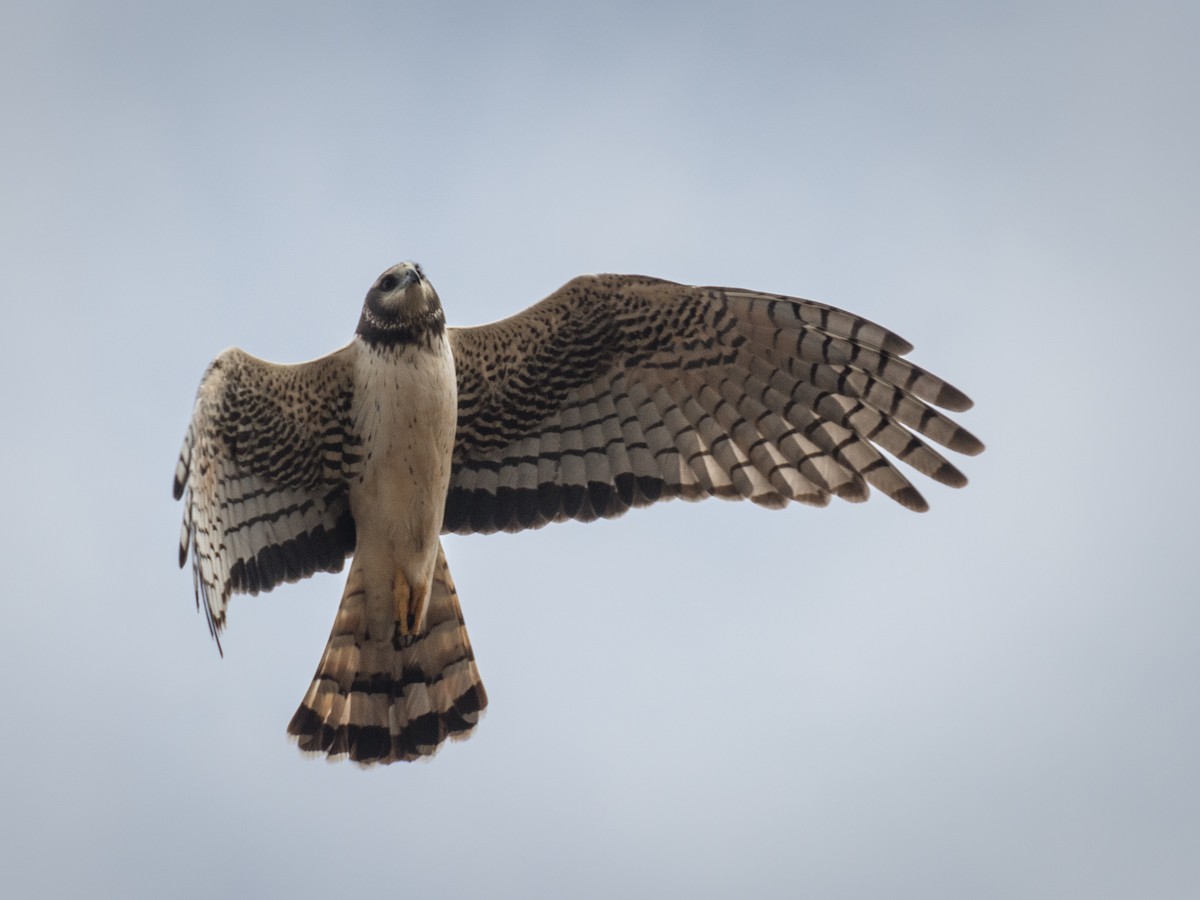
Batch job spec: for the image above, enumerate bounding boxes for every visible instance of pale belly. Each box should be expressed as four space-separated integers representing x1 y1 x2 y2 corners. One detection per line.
348 338 457 631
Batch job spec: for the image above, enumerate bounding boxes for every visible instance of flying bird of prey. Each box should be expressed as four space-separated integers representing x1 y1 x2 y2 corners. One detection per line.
174 262 983 764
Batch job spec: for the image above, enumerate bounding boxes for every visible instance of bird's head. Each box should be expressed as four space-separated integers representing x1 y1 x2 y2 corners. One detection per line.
356 261 445 347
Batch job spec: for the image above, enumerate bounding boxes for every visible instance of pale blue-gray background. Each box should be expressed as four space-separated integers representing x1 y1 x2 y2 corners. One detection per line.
2 2 1196 898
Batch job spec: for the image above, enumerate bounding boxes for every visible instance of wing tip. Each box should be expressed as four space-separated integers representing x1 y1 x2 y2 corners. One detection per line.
892 485 929 512
951 430 986 457
933 462 969 489
934 383 975 413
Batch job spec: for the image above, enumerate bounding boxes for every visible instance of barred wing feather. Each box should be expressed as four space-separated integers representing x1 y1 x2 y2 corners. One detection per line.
444 274 982 535
174 346 360 645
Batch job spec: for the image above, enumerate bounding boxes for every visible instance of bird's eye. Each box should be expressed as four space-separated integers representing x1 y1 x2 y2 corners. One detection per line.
379 274 399 292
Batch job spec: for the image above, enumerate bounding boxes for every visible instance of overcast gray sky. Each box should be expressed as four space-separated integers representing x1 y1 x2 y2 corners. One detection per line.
2 2 1197 898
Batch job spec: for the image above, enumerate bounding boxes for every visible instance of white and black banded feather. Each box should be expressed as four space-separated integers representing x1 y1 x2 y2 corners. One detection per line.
174 346 361 646
286 545 486 763
444 274 983 534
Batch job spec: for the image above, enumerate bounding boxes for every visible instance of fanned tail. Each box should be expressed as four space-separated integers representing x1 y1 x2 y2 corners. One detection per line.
287 542 487 764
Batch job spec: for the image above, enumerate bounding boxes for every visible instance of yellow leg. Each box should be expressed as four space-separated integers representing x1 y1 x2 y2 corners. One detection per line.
393 570 431 635
393 571 414 635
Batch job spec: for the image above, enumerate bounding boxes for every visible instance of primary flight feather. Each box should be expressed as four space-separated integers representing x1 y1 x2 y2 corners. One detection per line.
174 262 983 764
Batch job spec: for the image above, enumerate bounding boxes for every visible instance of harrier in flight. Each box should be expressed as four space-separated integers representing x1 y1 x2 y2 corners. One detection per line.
174 262 982 764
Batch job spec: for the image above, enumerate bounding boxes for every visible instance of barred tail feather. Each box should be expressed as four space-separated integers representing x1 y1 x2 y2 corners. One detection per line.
287 543 487 764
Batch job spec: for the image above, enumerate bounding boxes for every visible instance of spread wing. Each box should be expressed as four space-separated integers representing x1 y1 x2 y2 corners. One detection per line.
173 345 361 648
444 274 983 535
